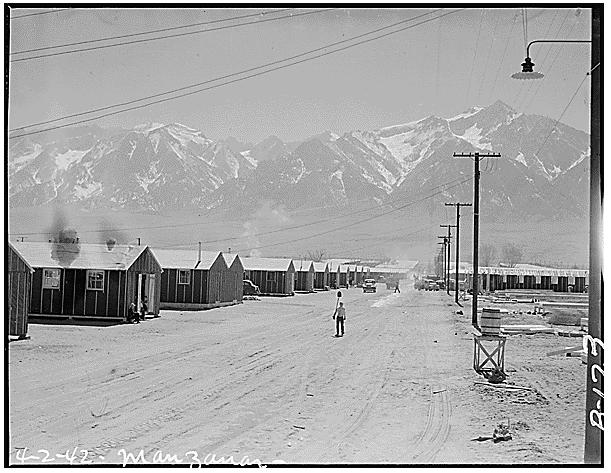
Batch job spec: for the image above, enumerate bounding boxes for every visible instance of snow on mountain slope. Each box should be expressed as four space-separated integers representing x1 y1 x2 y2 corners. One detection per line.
8 102 590 220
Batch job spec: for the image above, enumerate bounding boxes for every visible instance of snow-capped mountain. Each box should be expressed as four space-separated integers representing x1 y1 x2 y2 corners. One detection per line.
8 101 590 221
9 123 255 210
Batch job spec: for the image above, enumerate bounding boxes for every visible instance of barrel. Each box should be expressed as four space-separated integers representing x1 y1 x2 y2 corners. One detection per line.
480 307 502 335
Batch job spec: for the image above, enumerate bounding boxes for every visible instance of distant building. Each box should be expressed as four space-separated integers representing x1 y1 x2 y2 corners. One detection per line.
326 261 341 289
312 262 329 290
242 257 295 296
155 248 242 310
464 265 589 292
338 264 350 288
294 260 315 292
223 253 245 303
13 241 162 323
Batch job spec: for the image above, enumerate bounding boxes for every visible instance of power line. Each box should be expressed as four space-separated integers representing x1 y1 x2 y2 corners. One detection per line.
10 9 445 133
153 176 474 250
522 19 580 113
9 174 471 240
465 9 484 106
10 8 336 62
489 11 517 99
232 177 473 254
11 8 294 55
137 177 471 251
524 9 528 48
533 64 597 159
10 8 445 133
10 8 71 20
9 8 461 138
476 12 501 103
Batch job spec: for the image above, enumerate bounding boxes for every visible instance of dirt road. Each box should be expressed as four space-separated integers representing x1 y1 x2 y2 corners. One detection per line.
8 284 585 465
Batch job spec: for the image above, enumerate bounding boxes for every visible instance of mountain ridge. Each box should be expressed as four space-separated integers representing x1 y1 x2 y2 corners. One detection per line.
9 101 590 223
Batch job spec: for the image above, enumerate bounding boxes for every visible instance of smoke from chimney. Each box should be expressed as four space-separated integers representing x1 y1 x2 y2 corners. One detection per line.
97 217 128 248
106 238 117 251
49 207 80 266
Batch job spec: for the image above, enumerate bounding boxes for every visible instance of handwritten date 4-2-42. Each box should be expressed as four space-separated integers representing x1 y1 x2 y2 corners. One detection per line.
13 447 268 467
14 447 99 465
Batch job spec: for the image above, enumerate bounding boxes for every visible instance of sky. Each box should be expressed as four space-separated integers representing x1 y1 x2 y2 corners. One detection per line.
8 5 593 144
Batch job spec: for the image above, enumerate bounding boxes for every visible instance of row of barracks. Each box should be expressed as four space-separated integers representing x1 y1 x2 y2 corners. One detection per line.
7 242 372 338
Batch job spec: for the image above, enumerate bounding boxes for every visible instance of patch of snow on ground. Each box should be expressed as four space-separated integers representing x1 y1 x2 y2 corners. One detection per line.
137 162 161 192
167 125 211 148
566 149 589 172
10 145 43 173
226 152 240 179
168 141 187 162
173 122 200 133
74 181 101 199
55 149 90 171
533 155 553 181
447 107 483 121
458 124 492 150
329 169 347 202
292 159 306 184
360 167 393 193
150 133 160 153
240 150 258 167
135 122 165 133
515 153 527 166
379 119 421 135
379 132 416 164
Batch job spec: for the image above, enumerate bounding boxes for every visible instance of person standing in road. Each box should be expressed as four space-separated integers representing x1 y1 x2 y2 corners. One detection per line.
333 301 346 337
394 281 401 293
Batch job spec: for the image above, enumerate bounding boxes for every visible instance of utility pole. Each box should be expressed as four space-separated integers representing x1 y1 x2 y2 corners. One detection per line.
585 6 601 465
453 151 501 328
440 225 456 294
436 238 446 279
437 235 451 289
446 202 472 304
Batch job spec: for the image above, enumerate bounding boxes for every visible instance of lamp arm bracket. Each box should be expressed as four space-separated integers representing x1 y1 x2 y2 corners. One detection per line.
526 39 592 58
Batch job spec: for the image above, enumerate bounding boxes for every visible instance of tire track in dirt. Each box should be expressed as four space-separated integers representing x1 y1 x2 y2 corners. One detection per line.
404 290 453 463
410 386 451 463
201 289 397 456
290 292 400 462
92 306 336 457
22 308 318 460
14 306 322 425
334 349 395 459
198 290 395 461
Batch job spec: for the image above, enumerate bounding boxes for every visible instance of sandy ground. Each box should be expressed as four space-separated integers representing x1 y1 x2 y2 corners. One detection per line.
7 283 586 465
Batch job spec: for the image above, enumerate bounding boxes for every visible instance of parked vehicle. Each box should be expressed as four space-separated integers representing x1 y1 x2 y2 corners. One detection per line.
243 279 261 295
363 278 377 293
423 279 439 291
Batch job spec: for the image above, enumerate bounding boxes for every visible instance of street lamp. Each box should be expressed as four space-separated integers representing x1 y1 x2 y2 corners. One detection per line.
511 39 591 79
510 27 600 465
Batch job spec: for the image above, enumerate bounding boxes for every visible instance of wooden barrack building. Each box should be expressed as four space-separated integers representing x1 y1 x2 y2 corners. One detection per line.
13 241 162 323
8 243 34 338
294 260 315 292
155 248 241 310
242 257 295 296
